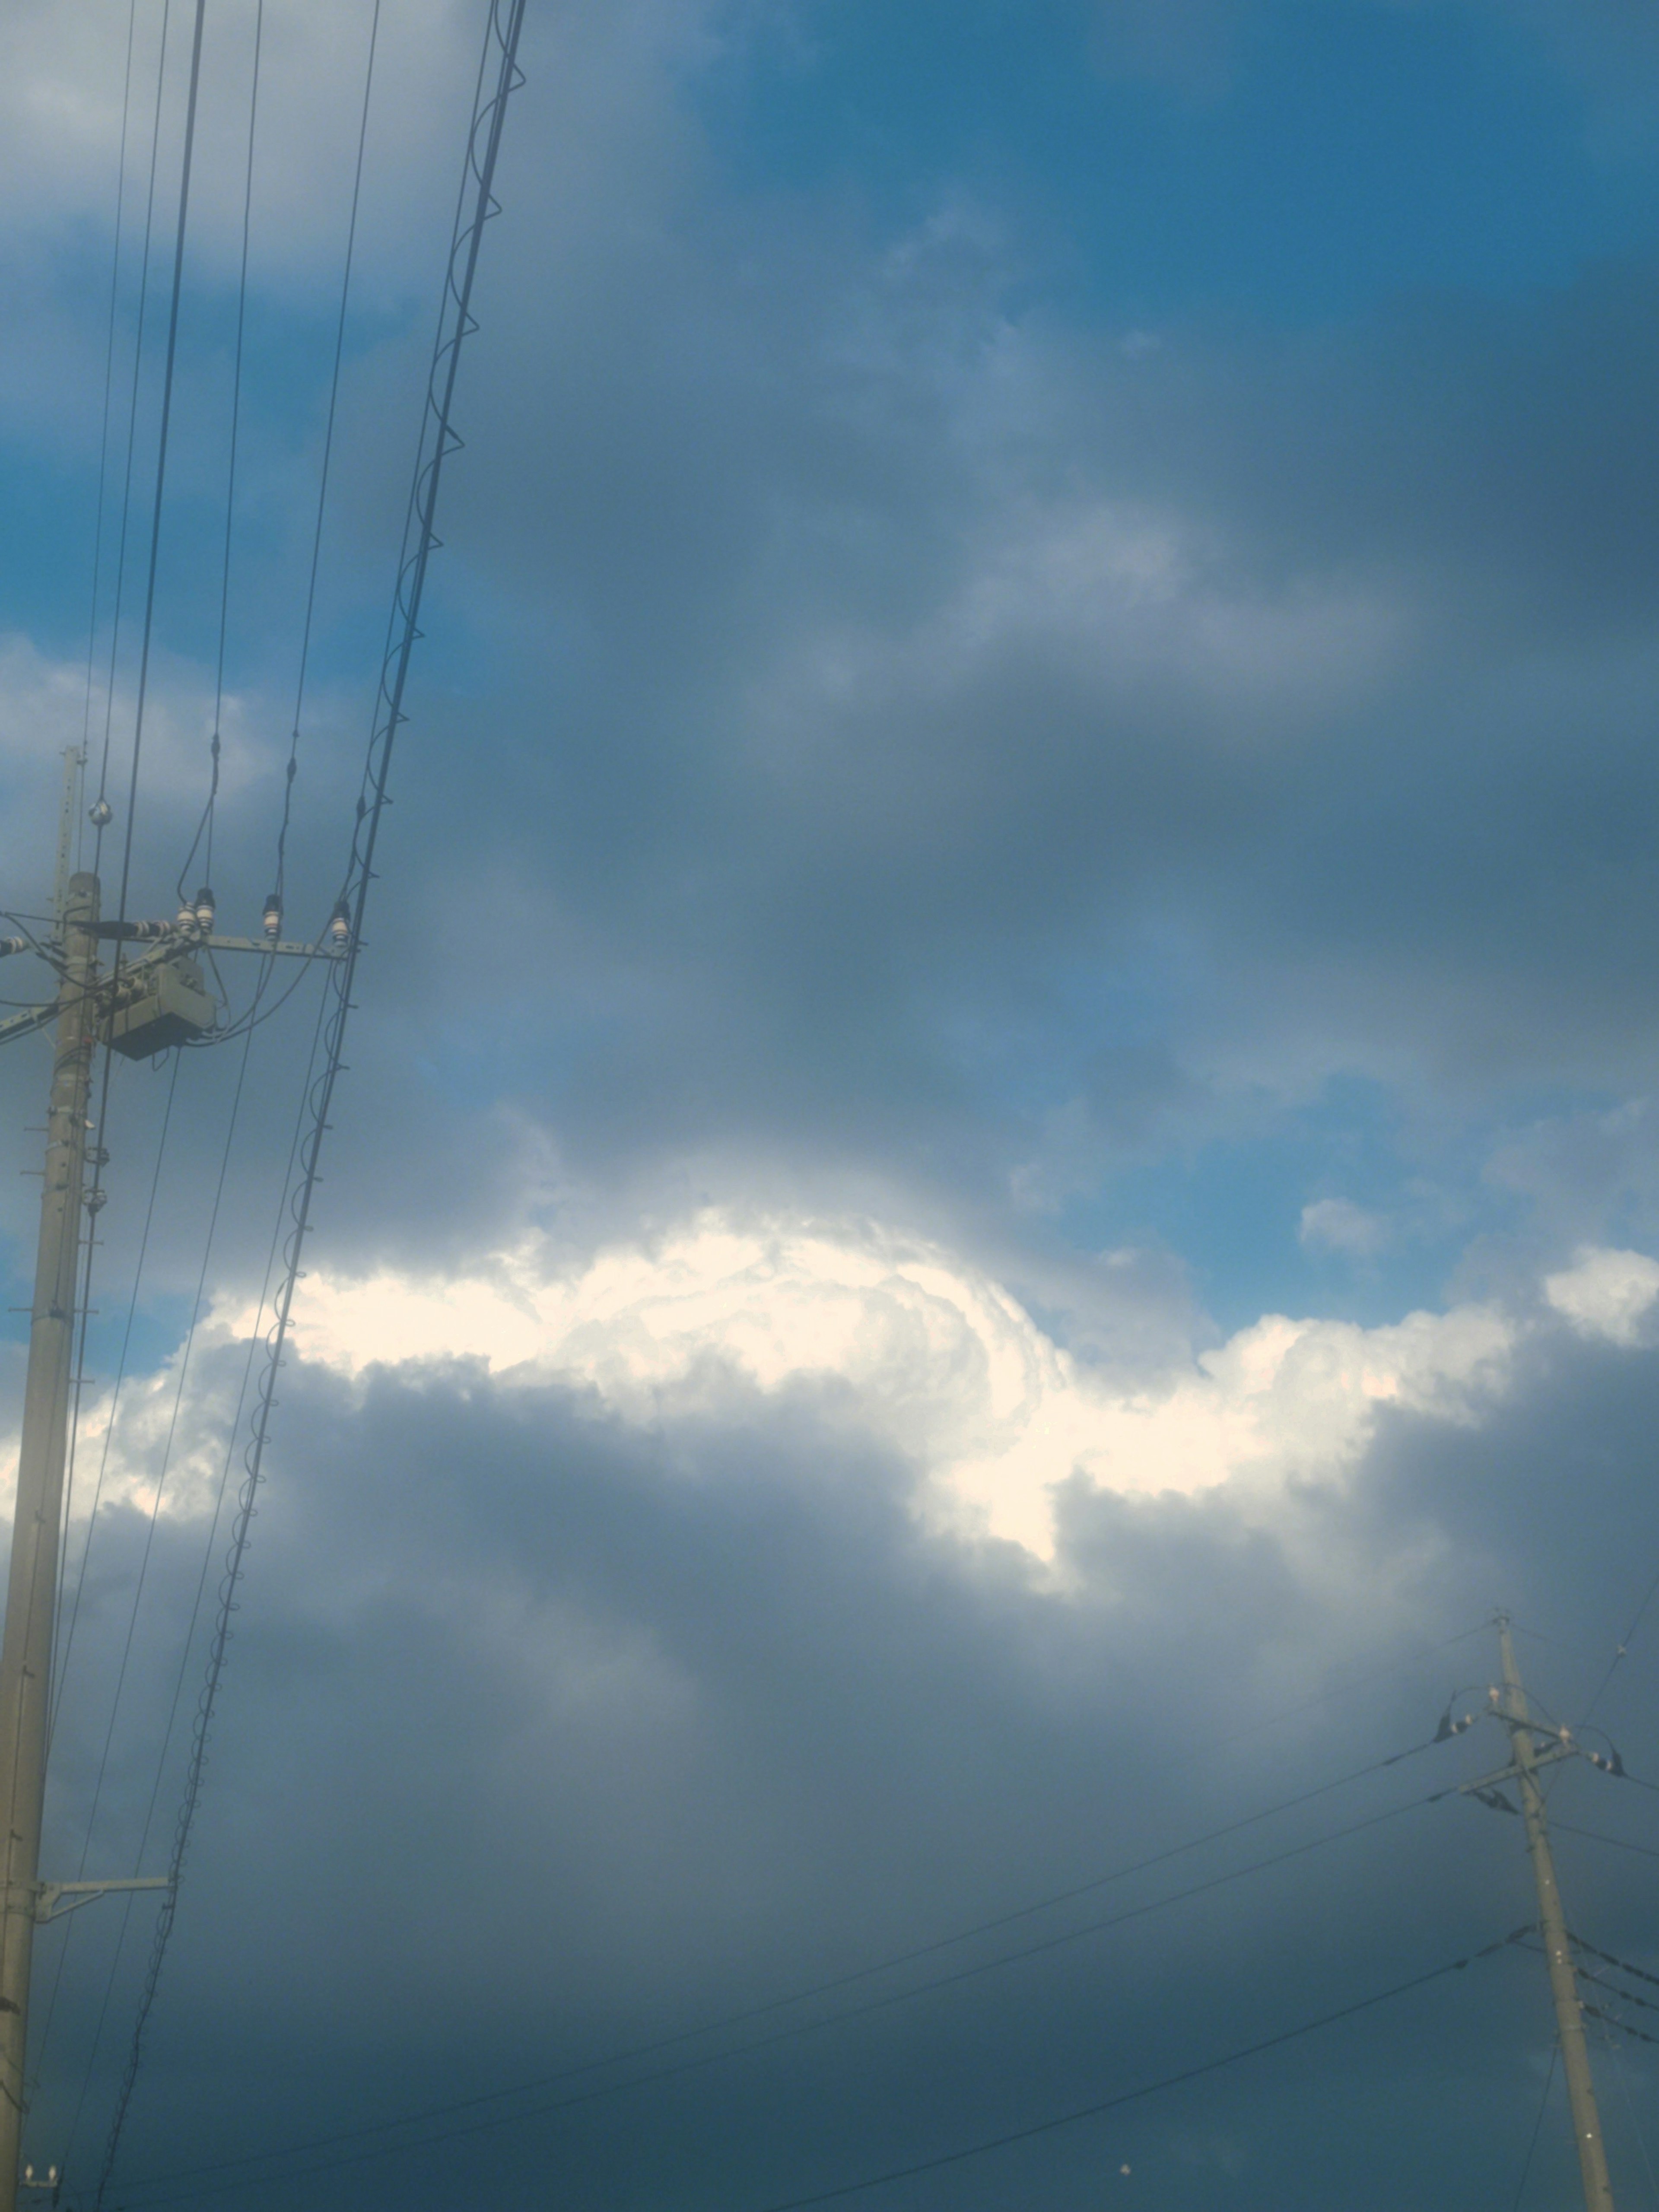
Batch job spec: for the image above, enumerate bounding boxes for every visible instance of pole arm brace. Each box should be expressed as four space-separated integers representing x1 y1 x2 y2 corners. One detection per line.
35 1878 172 1925
1458 1739 1578 1797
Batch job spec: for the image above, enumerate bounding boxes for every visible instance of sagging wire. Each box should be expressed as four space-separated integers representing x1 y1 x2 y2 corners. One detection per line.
77 0 143 877
102 1780 1462 2203
269 0 384 915
175 0 265 908
92 0 174 879
111 0 209 937
54 986 324 2193
89 7 531 2198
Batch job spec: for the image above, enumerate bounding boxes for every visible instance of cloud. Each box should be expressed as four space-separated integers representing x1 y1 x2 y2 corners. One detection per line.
1300 1197 1391 1258
1544 1244 1659 1346
270 1208 1529 1556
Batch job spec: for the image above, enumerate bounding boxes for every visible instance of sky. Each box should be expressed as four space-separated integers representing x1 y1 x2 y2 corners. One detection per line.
4 0 1659 2205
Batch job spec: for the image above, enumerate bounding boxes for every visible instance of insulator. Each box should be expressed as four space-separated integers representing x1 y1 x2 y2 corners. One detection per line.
88 798 112 828
194 885 216 929
177 899 197 930
328 898 351 946
86 1189 106 1214
0 937 25 958
262 892 282 941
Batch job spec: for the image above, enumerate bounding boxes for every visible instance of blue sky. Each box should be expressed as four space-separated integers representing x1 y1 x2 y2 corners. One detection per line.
6 1 1659 2205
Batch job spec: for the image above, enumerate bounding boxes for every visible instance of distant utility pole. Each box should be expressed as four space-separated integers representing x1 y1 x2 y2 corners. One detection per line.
1455 1615 1615 2212
0 750 343 2211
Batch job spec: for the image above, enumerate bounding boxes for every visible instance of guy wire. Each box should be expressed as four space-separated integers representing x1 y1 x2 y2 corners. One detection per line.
93 5 530 2196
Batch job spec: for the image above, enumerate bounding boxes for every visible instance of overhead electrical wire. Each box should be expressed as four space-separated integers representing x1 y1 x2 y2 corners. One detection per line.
731 1929 1533 2212
48 1061 182 1753
90 14 531 2195
93 0 174 866
269 0 383 913
77 0 143 864
1553 1821 1659 1862
175 0 265 907
106 1767 1458 2202
1581 1563 1659 1727
111 0 208 936
54 998 273 2180
107 1925 1535 2212
1510 2047 1558 2212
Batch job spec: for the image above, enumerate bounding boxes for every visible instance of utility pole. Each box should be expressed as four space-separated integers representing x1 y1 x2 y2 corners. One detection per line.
0 832 99 2198
0 751 342 2209
1477 1615 1616 2212
1500 1616 1616 2212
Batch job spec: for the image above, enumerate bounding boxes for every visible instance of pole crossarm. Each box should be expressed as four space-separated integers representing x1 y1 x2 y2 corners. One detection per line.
33 1880 171 1927
93 921 344 962
0 1008 54 1052
202 933 345 962
0 924 343 1055
1458 1740 1577 1796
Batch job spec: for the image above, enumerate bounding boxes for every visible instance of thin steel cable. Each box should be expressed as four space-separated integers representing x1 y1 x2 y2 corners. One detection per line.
1604 2011 1659 2207
52 1000 293 2191
1581 1563 1659 1728
734 1932 1532 2212
90 985 327 2207
112 0 208 934
48 1061 181 1753
93 12 530 2196
108 1926 1533 2211
1510 2045 1557 2211
176 0 265 906
31 1052 183 2113
79 0 143 850
94 0 173 871
126 1011 297 1870
270 0 382 906
109 1778 1457 2200
1554 1821 1659 1862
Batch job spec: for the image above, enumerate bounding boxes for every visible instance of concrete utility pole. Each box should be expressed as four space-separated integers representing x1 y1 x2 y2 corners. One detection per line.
0 751 342 2209
1495 1614 1616 2212
0 848 99 2196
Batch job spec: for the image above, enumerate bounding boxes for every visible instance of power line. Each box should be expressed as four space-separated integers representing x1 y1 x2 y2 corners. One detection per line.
1511 2046 1558 2212
176 0 265 906
50 1000 275 2186
1582 1564 1659 1727
1553 1821 1659 1863
77 0 143 846
93 0 174 857
269 0 382 912
94 19 529 2190
107 1774 1454 2202
721 1931 1535 2212
113 0 208 932
88 986 333 2209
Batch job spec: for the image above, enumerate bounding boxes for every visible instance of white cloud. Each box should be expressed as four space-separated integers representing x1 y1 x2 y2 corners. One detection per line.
1299 1197 1391 1257
274 1209 1517 1557
1543 1244 1659 1346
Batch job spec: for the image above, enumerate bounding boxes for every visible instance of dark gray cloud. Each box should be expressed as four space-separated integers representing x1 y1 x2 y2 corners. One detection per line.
27 1316 1659 2207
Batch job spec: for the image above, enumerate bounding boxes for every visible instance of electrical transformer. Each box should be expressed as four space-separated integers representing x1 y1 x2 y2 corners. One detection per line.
105 956 216 1059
